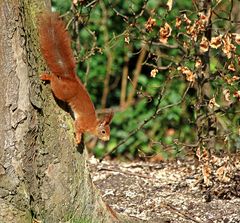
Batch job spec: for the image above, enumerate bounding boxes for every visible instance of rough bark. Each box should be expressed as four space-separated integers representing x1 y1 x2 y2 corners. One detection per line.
0 1 120 222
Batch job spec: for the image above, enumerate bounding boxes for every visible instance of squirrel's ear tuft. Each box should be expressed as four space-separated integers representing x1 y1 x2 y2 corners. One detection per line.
100 111 114 126
105 111 114 124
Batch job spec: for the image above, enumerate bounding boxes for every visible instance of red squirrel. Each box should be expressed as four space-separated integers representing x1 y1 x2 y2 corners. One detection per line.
38 12 113 144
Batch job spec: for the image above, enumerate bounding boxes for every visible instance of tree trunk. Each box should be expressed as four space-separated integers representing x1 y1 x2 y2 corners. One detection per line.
0 1 120 222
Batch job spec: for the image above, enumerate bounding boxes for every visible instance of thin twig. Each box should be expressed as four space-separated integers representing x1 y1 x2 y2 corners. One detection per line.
112 8 129 21
100 1 113 108
86 0 99 8
126 46 147 107
144 62 172 70
100 81 190 161
100 114 156 161
134 0 148 20
161 203 203 223
156 83 191 115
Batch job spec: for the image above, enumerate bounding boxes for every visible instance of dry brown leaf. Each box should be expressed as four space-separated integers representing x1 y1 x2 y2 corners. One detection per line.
200 36 209 53
178 66 196 82
216 166 231 183
210 35 222 49
166 0 173 11
202 163 212 186
228 63 235 72
150 68 158 78
225 75 240 84
175 17 181 29
223 89 231 102
124 34 130 44
73 0 78 5
145 17 156 32
195 58 202 69
232 76 240 81
196 147 201 160
208 97 220 109
233 90 240 101
222 34 236 59
186 24 197 41
182 14 191 25
196 12 208 31
159 22 172 44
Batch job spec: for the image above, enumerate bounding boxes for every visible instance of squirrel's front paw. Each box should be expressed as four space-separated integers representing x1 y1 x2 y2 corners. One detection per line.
75 132 82 144
75 137 81 144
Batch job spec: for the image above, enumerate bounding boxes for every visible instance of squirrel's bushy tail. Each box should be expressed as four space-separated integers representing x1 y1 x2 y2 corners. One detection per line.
39 12 76 77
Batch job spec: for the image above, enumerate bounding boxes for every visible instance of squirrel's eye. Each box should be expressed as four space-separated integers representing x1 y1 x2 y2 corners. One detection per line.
101 130 106 134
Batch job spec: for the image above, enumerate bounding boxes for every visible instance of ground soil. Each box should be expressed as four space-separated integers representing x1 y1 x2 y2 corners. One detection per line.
88 154 240 223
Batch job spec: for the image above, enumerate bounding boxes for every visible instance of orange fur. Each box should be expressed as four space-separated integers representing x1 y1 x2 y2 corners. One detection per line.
39 12 76 78
39 12 113 144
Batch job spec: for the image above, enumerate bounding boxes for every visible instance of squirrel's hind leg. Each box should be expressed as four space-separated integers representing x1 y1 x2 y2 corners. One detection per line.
74 120 83 144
